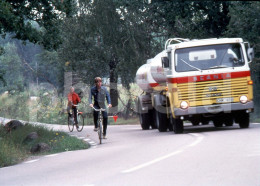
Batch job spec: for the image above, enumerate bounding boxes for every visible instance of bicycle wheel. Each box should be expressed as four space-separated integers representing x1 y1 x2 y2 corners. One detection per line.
68 116 74 132
98 119 102 144
76 113 84 132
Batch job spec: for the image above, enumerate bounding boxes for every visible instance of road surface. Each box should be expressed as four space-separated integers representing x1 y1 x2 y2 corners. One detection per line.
0 122 260 186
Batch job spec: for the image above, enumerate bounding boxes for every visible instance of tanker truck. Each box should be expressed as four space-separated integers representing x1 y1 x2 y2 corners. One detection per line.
136 38 254 133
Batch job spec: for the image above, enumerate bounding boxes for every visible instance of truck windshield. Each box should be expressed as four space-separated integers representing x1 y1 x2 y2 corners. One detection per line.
175 43 245 72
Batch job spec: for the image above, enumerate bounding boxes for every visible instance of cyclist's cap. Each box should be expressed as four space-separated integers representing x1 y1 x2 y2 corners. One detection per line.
95 77 102 83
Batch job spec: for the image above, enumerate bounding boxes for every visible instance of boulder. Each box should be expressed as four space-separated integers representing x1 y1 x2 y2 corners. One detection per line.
23 132 39 143
5 120 24 132
31 143 51 154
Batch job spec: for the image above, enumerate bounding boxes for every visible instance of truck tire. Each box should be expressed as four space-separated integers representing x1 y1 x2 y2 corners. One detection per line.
154 109 168 132
190 116 200 126
213 117 224 127
150 109 157 129
170 116 184 134
224 114 233 126
201 117 209 125
137 99 150 130
191 120 200 126
168 120 173 131
139 112 151 130
237 112 250 128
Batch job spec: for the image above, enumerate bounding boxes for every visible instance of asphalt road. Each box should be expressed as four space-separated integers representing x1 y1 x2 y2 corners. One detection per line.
1 122 260 186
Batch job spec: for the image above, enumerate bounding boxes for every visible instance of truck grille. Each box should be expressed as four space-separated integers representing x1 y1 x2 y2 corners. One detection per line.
177 77 248 106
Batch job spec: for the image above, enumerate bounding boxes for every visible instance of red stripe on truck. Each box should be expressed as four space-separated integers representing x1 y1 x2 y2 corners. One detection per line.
167 71 250 84
149 83 159 87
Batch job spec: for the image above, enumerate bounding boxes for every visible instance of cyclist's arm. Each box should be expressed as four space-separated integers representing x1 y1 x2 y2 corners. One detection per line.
89 87 94 107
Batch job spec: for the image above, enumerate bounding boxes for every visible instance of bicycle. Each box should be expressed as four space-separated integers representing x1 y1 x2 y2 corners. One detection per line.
68 105 84 132
91 106 107 144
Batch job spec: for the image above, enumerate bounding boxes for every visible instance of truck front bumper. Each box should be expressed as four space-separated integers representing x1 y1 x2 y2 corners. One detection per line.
174 101 254 116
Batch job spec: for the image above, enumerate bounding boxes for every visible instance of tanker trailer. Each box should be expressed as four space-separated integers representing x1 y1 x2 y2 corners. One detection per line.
136 38 254 134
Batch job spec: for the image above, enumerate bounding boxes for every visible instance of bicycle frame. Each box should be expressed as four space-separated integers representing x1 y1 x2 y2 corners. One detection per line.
68 104 84 132
92 107 106 144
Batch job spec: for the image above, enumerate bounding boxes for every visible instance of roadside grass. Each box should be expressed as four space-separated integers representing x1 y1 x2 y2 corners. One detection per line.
108 117 139 125
0 124 89 168
252 118 260 123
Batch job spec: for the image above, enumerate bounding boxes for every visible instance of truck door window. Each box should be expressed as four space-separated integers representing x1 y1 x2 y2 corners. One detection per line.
175 44 245 72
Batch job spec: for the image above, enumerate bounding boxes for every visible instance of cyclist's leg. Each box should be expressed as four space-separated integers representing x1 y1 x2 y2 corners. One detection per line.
93 110 98 129
102 110 108 136
67 106 72 117
73 107 78 124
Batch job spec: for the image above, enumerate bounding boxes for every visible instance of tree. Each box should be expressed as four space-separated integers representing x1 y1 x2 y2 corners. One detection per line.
0 42 24 92
148 1 231 39
59 0 153 110
225 1 260 120
0 0 76 50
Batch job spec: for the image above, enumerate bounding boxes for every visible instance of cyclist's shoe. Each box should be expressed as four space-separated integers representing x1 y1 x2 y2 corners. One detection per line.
76 124 79 129
94 127 98 132
103 135 107 139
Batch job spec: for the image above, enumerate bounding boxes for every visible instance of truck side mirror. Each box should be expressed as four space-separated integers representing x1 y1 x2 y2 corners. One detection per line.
247 48 254 63
162 57 169 68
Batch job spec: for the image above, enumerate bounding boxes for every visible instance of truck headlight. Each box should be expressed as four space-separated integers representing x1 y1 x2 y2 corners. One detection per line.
180 101 189 109
240 95 248 104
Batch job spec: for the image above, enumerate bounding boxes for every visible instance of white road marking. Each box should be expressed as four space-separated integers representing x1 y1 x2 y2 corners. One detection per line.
122 133 204 173
45 154 58 158
24 159 39 164
188 133 204 147
122 150 183 173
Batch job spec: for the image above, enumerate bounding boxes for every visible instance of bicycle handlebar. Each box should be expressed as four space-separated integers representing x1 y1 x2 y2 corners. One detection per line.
91 106 107 112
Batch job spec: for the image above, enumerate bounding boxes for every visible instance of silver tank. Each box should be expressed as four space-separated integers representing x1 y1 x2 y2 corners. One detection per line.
136 51 167 92
150 50 167 83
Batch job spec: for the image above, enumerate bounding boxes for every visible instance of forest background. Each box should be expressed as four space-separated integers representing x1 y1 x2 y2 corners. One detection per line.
0 0 259 124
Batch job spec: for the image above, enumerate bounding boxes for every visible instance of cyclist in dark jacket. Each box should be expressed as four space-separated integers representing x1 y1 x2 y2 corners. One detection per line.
89 77 112 139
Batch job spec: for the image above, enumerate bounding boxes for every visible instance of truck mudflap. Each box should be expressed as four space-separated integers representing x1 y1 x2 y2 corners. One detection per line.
174 101 254 116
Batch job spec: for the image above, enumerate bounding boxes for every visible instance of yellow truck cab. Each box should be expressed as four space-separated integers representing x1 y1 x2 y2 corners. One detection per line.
136 38 254 133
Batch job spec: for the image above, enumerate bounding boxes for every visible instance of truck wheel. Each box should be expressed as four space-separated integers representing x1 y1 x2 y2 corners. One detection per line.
150 109 157 129
168 119 173 131
201 120 209 125
224 114 233 126
139 112 150 130
137 99 150 130
170 116 184 134
190 117 200 126
191 120 200 126
237 112 250 128
213 117 223 127
155 109 168 132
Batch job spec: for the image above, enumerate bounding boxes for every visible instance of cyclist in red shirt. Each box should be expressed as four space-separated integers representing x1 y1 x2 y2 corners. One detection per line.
67 87 81 127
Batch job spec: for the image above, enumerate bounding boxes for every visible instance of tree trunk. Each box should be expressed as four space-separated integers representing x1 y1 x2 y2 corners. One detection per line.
109 56 118 113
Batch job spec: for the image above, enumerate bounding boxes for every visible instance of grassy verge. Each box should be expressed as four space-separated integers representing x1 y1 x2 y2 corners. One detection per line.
108 117 139 125
0 124 89 168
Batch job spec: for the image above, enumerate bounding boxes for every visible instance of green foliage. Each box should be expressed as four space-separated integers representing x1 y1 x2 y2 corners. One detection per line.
0 42 24 92
149 1 231 39
0 124 89 168
59 0 154 88
0 91 30 121
225 1 260 119
0 0 77 50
